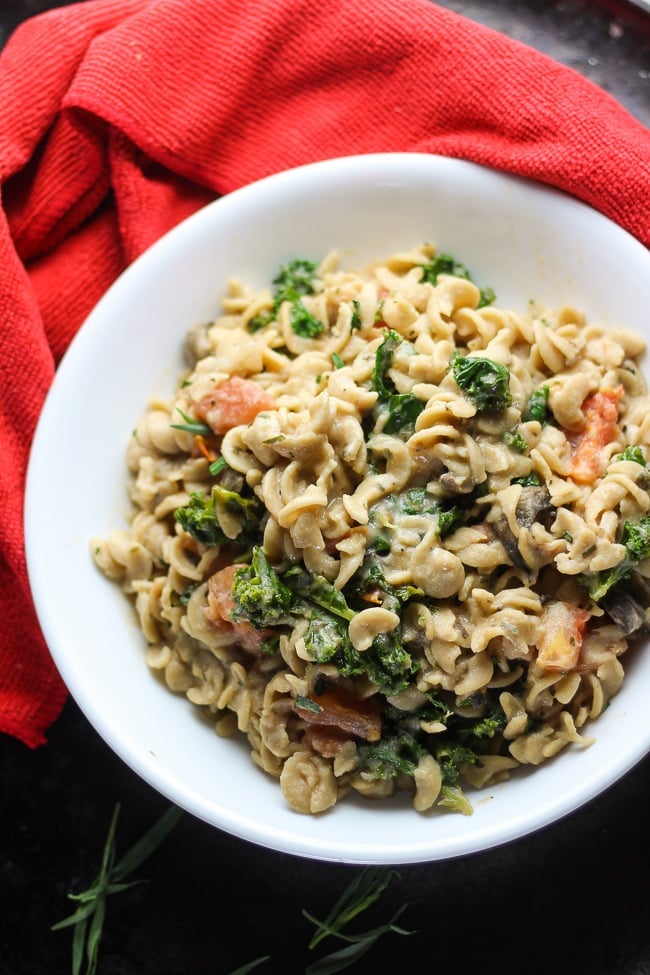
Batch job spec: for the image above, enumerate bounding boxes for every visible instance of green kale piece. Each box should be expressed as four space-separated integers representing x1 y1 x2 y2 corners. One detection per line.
371 329 401 395
419 253 495 308
433 742 477 786
365 629 417 695
174 484 263 547
477 287 496 309
387 485 462 537
290 596 406 688
511 472 542 487
437 784 473 815
273 259 324 338
357 728 475 814
178 583 200 606
347 559 423 612
211 484 263 529
259 633 281 655
290 301 324 338
230 547 294 629
356 732 424 779
356 690 505 814
522 385 550 424
454 700 507 742
503 430 529 453
383 393 425 434
392 487 438 516
282 566 356 620
339 561 419 694
370 329 425 435
247 258 321 336
419 253 470 285
174 490 228 546
246 312 273 333
302 612 351 664
466 711 505 740
449 351 512 413
371 484 487 545
383 693 455 729
436 506 465 539
615 445 647 465
436 481 489 538
386 691 505 746
229 551 420 692
272 259 318 308
581 515 650 601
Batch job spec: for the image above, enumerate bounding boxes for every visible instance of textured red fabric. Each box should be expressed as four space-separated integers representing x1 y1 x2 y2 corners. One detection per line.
1 0 649 748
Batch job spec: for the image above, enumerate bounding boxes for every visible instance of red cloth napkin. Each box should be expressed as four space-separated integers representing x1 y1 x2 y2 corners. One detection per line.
1 0 649 748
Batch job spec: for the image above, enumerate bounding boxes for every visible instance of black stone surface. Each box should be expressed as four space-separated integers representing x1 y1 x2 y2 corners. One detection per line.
2 3 649 974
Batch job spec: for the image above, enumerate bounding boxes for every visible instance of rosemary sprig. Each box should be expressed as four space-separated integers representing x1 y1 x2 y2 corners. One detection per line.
51 802 182 975
52 815 412 975
303 866 415 974
209 455 229 476
170 407 212 436
305 866 398 949
228 959 272 974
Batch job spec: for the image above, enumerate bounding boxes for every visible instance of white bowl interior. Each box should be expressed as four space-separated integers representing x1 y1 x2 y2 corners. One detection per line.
24 153 650 864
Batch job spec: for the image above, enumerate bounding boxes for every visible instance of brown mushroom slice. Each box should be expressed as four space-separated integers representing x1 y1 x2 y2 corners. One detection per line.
492 486 554 569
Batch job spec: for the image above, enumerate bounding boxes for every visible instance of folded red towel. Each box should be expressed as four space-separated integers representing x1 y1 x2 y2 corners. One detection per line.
1 0 648 748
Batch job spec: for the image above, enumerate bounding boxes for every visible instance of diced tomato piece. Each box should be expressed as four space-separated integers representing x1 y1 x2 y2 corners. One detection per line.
295 686 382 742
537 600 590 671
206 564 241 619
195 376 276 435
303 725 351 758
569 387 622 485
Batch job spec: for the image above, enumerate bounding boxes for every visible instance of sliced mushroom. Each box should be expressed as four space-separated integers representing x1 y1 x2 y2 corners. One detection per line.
492 487 553 570
602 591 649 637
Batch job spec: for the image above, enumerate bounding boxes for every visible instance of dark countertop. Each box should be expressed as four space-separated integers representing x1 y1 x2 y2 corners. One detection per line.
1 3 649 974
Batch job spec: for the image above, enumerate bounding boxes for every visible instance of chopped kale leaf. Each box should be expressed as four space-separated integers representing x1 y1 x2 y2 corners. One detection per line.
370 329 425 436
580 514 650 601
230 547 294 629
503 430 529 453
434 743 477 786
449 351 512 413
356 732 425 779
290 300 324 338
615 445 646 465
173 478 262 548
511 472 542 487
302 612 351 663
522 385 550 424
272 259 318 308
246 258 322 337
283 565 356 621
419 252 495 308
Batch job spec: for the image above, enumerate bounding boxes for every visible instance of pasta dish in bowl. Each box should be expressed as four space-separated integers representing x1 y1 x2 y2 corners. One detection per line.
25 153 650 863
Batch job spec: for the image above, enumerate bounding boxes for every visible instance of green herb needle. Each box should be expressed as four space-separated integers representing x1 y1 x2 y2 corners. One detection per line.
51 802 182 975
303 866 414 974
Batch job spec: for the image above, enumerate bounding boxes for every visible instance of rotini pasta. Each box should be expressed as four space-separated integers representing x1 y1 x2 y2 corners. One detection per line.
92 242 650 816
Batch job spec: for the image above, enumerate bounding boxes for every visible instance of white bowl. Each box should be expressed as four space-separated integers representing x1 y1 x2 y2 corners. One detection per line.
24 153 650 864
